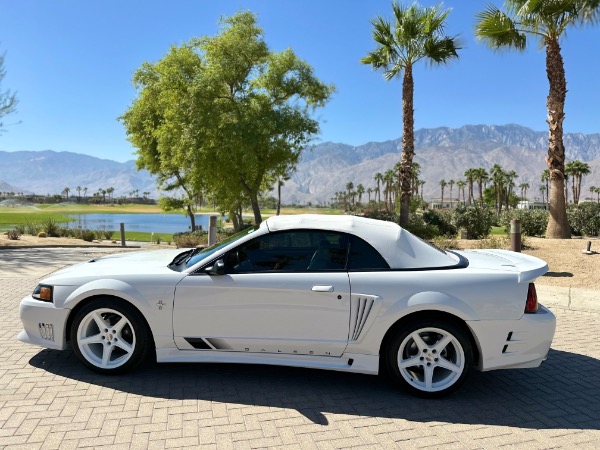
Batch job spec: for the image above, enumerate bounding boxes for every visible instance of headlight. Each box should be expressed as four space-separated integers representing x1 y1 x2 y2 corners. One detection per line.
32 285 53 302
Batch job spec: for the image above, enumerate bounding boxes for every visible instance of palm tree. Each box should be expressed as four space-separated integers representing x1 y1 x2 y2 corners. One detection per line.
76 186 82 202
505 170 518 210
383 170 395 211
592 186 600 203
475 1 600 238
374 172 383 209
439 179 447 209
519 182 530 200
62 187 70 201
362 2 460 227
464 168 477 205
356 184 365 207
490 164 506 213
345 182 354 210
448 179 455 206
590 185 597 203
539 185 547 205
456 180 467 204
541 169 550 209
566 160 591 205
367 187 373 204
419 180 425 200
106 187 115 203
276 175 290 215
411 162 421 196
475 167 488 205
82 187 88 199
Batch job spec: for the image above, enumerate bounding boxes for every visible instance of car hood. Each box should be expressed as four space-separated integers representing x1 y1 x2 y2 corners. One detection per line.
43 249 186 285
455 249 548 283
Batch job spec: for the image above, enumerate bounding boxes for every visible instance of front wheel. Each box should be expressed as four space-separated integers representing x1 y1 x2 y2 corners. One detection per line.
70 298 151 374
386 320 473 398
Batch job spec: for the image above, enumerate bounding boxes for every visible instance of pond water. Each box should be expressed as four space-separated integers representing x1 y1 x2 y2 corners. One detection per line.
66 213 218 234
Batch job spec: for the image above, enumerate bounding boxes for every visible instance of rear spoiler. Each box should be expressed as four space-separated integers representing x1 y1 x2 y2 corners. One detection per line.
468 249 548 283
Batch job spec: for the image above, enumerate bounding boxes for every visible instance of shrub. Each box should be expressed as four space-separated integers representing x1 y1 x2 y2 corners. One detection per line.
423 210 457 238
404 213 439 240
7 229 21 240
430 236 459 250
40 218 60 237
24 218 41 235
81 229 95 242
568 203 600 236
14 225 25 234
37 231 48 238
453 204 494 239
500 209 549 237
476 236 508 249
361 210 398 223
174 231 208 248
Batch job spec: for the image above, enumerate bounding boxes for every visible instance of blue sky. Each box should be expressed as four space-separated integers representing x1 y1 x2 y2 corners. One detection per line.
1 0 599 163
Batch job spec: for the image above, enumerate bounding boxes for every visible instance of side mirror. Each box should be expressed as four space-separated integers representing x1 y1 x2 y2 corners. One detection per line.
206 259 225 276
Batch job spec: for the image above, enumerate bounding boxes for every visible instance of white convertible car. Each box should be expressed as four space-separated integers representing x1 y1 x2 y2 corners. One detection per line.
19 214 556 397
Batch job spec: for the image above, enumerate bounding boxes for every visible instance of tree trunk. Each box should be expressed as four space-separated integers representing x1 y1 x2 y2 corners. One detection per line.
276 181 282 216
250 194 262 225
399 65 414 228
544 38 570 238
187 204 196 231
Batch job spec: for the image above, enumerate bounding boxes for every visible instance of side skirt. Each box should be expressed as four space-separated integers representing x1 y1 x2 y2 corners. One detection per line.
156 349 380 375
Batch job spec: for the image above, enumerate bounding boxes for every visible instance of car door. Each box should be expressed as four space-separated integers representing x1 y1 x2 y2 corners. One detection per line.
173 230 352 357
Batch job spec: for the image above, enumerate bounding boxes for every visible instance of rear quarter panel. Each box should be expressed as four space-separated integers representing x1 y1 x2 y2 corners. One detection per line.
346 268 529 355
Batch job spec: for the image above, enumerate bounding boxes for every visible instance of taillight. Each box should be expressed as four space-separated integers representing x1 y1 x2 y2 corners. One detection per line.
525 283 538 313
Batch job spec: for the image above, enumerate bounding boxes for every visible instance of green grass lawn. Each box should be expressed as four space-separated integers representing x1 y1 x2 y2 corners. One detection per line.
490 226 508 236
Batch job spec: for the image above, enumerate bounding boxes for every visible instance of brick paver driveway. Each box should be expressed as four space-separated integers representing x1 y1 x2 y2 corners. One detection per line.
1 249 599 449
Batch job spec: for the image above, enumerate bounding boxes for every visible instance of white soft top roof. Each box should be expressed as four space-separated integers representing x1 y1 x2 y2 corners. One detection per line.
263 214 457 269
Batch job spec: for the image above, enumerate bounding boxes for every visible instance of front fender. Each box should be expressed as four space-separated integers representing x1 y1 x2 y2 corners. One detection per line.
62 279 176 350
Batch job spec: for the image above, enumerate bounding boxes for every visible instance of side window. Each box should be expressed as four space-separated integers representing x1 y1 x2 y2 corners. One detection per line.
224 230 348 273
347 236 390 270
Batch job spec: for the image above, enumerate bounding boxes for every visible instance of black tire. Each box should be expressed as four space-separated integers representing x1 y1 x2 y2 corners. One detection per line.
70 297 151 374
385 319 473 398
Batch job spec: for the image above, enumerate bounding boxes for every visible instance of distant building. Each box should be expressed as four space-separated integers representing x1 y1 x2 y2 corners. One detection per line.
517 200 548 210
429 198 460 210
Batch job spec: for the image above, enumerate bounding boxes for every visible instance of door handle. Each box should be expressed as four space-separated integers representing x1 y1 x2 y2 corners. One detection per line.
312 285 334 292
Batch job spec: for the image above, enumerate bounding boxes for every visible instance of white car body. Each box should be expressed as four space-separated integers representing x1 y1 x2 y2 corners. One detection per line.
18 214 556 396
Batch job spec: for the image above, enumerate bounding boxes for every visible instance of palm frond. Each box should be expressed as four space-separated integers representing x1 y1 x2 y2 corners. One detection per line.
475 5 527 50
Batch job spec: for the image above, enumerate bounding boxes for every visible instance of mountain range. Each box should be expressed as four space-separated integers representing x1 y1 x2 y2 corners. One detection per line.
1 124 599 204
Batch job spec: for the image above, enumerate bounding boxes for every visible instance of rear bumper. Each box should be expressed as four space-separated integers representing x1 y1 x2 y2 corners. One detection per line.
467 304 556 371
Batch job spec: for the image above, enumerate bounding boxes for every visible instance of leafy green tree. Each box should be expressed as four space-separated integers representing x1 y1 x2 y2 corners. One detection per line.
0 51 18 133
120 12 333 228
362 1 460 227
475 0 600 238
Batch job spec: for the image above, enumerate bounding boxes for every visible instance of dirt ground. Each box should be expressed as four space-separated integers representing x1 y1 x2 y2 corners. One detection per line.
2 233 599 290
457 236 600 290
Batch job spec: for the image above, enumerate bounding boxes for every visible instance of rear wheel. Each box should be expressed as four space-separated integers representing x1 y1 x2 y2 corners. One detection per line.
70 298 150 374
386 320 473 398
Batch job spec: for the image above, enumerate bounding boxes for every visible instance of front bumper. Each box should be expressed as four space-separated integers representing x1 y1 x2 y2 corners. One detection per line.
467 304 556 371
17 295 69 350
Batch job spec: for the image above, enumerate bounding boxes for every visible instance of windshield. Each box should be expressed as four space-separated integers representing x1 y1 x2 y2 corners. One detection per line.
184 227 258 268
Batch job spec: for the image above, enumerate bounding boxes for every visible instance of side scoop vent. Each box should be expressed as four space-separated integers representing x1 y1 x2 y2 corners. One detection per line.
350 296 375 341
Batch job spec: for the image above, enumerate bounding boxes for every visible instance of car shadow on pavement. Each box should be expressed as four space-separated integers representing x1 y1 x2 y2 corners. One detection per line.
29 347 600 429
